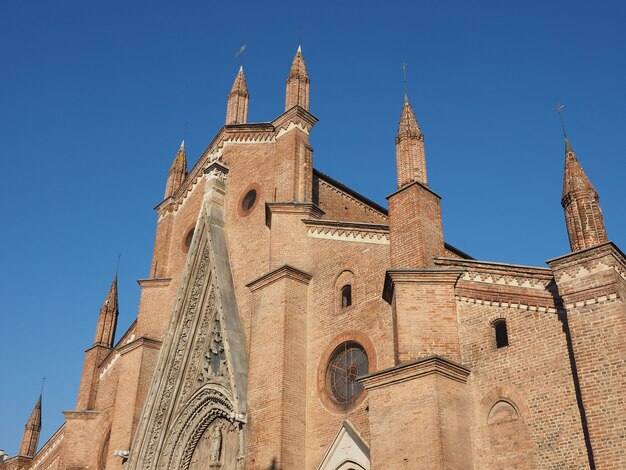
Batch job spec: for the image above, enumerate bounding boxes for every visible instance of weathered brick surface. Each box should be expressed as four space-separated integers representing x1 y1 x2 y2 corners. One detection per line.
15 55 625 470
388 182 444 268
549 244 626 469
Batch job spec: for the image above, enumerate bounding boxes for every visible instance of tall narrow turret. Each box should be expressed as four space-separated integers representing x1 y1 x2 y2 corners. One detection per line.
388 96 444 268
561 138 608 252
76 276 119 410
164 141 187 198
93 275 119 348
395 95 426 188
285 46 310 111
226 66 249 124
18 394 41 457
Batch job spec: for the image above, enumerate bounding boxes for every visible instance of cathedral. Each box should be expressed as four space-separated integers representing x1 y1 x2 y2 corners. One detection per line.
2 48 625 470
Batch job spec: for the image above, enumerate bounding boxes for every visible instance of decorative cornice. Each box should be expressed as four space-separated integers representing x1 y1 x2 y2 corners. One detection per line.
438 257 554 286
31 428 64 469
63 410 100 419
305 219 389 245
118 336 162 356
456 295 559 314
137 277 172 288
98 336 162 378
547 241 625 267
99 351 121 379
246 265 313 292
265 202 325 227
272 105 318 135
203 160 229 183
561 288 620 310
383 269 463 303
386 180 442 201
265 202 325 216
222 123 275 144
547 242 626 286
359 356 470 390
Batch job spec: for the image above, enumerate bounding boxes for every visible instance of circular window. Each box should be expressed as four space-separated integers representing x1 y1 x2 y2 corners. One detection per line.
238 183 261 217
183 228 194 253
242 189 256 211
326 342 368 407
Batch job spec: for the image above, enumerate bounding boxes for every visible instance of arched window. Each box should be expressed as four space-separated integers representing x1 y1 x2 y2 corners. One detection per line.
493 319 509 348
341 285 352 308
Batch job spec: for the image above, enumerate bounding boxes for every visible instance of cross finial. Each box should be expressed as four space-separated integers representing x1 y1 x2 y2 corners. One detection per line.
115 253 121 278
554 102 567 138
234 43 247 58
401 63 409 96
40 376 46 395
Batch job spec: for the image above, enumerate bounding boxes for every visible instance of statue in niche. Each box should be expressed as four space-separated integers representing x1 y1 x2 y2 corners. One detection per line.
209 425 222 464
189 419 240 470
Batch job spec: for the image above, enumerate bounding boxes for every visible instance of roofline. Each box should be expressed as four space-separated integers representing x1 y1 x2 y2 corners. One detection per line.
444 243 474 260
435 256 552 272
313 168 388 215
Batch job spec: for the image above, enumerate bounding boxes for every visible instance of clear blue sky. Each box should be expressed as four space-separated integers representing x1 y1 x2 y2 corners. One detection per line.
1 0 624 456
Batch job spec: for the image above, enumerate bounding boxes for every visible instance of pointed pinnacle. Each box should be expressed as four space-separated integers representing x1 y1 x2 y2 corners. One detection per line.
563 145 596 198
27 394 42 428
180 140 185 150
102 276 119 312
230 66 248 95
398 96 421 137
565 137 574 155
288 46 308 80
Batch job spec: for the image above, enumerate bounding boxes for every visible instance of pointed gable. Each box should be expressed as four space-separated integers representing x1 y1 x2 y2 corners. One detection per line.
128 162 248 469
318 421 370 470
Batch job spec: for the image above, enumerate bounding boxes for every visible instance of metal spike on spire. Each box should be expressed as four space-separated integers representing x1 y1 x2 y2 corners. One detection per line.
234 43 247 58
116 253 121 278
554 102 567 138
401 63 409 97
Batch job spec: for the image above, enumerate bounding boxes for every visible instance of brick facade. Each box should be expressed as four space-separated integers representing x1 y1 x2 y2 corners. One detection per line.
3 49 624 470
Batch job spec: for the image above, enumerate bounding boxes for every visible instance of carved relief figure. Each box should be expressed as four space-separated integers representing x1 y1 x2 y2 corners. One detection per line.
209 425 222 463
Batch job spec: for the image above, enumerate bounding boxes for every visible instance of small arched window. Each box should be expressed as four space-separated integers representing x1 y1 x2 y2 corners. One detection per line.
341 285 352 308
493 319 509 348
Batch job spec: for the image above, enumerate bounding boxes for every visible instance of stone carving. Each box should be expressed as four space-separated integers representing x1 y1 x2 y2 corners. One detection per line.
127 171 248 470
199 318 229 382
206 167 228 183
209 425 222 463
139 245 213 469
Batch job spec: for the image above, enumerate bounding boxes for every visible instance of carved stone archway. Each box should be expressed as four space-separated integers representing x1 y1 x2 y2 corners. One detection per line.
160 386 244 470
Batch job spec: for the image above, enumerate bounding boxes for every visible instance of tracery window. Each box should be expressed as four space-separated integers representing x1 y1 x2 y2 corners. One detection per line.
326 341 368 408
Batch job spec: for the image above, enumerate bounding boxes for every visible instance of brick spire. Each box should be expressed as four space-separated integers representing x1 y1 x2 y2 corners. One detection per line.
561 137 608 252
226 66 249 124
164 141 187 198
93 276 119 348
285 46 310 111
19 394 42 457
395 95 427 188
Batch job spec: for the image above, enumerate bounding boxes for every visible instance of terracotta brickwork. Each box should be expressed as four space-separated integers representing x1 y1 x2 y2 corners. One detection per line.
8 50 625 470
